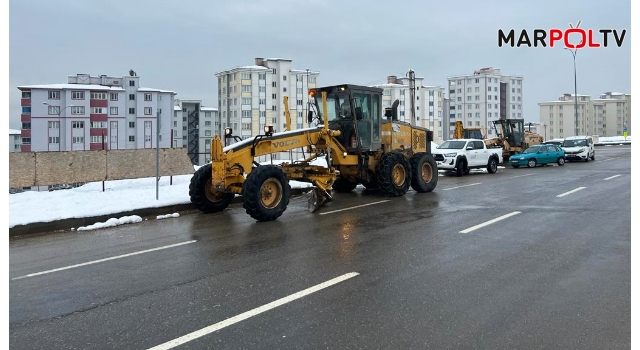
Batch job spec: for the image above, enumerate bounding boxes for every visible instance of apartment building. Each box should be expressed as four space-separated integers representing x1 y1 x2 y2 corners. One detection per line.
215 58 319 160
447 67 524 138
538 92 631 139
173 99 220 165
371 75 445 143
17 72 176 153
9 129 21 152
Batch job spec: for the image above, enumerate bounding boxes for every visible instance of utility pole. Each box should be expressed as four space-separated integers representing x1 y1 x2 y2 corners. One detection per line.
156 109 160 200
407 69 416 125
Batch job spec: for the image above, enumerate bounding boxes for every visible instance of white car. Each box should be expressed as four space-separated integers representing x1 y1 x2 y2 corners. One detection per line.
432 139 502 176
561 135 595 162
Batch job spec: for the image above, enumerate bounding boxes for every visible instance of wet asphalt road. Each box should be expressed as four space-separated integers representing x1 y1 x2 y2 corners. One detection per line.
9 145 631 350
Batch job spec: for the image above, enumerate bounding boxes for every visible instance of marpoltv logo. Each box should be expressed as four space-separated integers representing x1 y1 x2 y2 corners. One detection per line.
498 21 627 48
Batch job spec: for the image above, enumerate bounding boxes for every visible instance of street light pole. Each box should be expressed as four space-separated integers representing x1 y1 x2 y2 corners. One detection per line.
565 47 579 137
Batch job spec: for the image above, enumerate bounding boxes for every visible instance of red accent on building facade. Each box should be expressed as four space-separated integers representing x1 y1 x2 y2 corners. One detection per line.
21 98 31 107
90 128 107 136
90 99 108 107
90 114 108 121
89 143 105 150
21 129 31 137
21 145 31 152
21 114 31 122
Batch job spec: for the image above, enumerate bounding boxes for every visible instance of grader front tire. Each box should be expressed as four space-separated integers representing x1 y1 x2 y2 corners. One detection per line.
242 165 291 222
410 152 438 193
189 164 235 213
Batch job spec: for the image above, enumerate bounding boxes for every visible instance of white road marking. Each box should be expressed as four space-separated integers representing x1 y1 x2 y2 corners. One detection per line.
442 183 482 191
604 174 621 180
459 211 521 234
556 187 586 198
319 200 390 215
11 240 197 280
509 173 534 179
146 272 360 350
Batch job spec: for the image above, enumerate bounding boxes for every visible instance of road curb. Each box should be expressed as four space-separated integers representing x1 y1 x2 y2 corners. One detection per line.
9 188 310 238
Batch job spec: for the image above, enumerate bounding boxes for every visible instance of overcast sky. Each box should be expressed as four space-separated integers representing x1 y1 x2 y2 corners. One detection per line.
9 0 630 129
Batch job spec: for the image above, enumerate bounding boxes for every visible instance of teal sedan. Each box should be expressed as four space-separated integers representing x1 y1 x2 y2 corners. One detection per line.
510 144 566 168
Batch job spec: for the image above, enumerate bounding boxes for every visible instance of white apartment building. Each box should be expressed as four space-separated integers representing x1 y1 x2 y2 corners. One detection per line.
371 75 445 143
9 129 21 152
17 72 176 153
447 67 524 138
538 92 631 139
173 99 220 165
215 58 319 160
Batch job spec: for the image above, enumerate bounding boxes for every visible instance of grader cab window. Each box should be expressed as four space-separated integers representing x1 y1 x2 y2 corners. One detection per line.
313 92 347 122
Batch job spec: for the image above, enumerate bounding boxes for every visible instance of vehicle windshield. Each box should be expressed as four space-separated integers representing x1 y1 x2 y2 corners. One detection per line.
562 139 587 147
438 140 467 149
523 146 541 153
313 92 349 122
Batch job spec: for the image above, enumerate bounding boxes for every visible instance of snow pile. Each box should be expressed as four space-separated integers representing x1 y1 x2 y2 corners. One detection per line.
157 213 180 220
76 215 143 231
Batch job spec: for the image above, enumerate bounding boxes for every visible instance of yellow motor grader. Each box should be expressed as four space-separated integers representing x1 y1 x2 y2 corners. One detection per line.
484 119 544 162
189 84 438 222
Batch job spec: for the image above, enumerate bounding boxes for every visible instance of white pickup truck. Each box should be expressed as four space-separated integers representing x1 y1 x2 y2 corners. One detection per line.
432 139 502 176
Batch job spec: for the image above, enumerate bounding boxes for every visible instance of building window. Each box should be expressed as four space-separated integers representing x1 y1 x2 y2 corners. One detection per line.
22 122 31 129
22 91 31 98
129 135 135 142
73 136 84 144
48 121 59 129
90 92 107 100
144 93 152 101
111 121 117 129
48 106 60 115
205 112 211 118
129 80 135 87
110 93 118 101
71 106 85 115
110 107 118 115
49 136 60 144
129 94 135 101
90 136 104 143
145 121 152 129
129 122 135 128
205 130 211 136
205 121 211 126
22 137 31 145
48 91 60 100
242 85 251 92
129 108 135 114
72 121 84 129
144 107 152 115
90 107 105 114
71 91 85 99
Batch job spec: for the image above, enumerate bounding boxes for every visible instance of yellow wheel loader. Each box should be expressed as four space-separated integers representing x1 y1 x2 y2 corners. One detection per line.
189 84 438 222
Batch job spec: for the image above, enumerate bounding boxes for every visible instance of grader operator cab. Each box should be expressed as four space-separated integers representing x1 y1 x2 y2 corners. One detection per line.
189 84 439 222
485 119 544 162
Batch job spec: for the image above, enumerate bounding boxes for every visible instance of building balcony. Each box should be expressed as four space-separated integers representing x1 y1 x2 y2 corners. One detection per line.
89 143 106 150
90 99 108 108
90 114 108 121
21 98 31 107
21 114 31 122
21 145 31 152
90 128 107 136
21 129 31 137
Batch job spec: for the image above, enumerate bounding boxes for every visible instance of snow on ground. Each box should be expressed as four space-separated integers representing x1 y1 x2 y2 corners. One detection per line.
157 213 180 220
76 215 143 231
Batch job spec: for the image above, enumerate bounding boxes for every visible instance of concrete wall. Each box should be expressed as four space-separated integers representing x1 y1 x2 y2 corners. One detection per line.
9 148 194 188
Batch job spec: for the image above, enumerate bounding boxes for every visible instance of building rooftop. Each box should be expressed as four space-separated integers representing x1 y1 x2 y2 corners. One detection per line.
201 107 218 112
137 87 177 94
174 105 182 111
290 69 320 74
10 129 20 134
16 83 125 91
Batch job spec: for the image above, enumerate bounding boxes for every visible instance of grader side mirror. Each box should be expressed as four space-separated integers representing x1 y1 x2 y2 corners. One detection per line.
307 110 313 124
